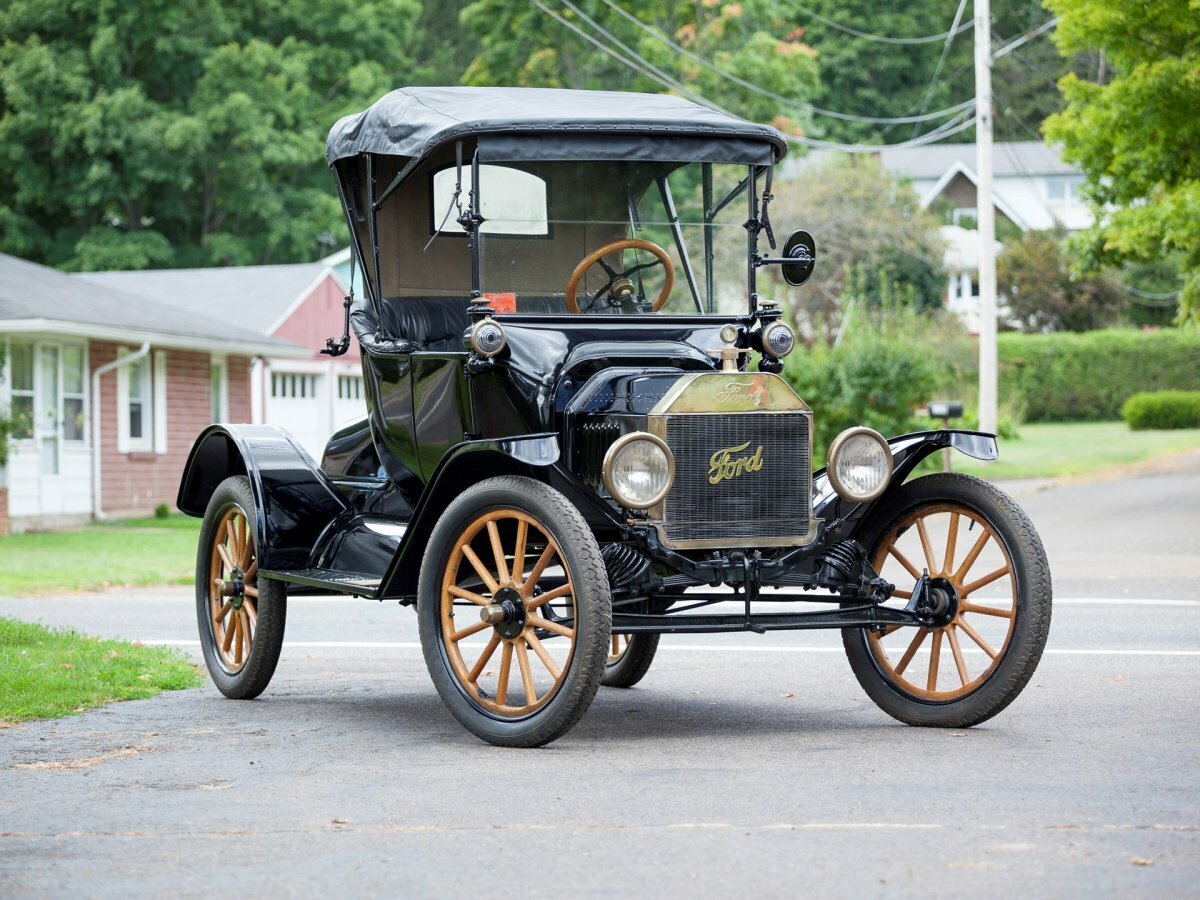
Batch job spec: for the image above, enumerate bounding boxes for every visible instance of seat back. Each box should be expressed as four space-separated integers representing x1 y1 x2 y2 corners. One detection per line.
379 296 471 352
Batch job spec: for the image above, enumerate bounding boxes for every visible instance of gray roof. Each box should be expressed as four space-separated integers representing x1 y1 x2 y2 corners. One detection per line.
879 141 1079 179
327 86 788 164
0 253 306 355
78 263 330 336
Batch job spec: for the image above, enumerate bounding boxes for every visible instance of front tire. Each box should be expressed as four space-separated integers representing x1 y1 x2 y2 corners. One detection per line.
843 473 1051 727
418 476 611 747
196 476 287 699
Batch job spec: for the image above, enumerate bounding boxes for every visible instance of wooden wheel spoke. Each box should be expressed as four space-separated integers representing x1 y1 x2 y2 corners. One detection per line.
612 635 620 656
526 631 562 679
244 584 259 599
957 617 996 659
954 528 991 584
960 565 1011 598
468 632 502 683
240 516 253 568
243 560 257 583
221 613 237 653
890 588 912 600
241 610 253 658
512 519 528 587
486 521 511 585
515 640 537 705
461 545 500 594
894 627 927 676
947 626 969 687
496 641 514 707
216 542 235 574
451 619 492 642
915 518 937 574
231 615 243 664
888 544 922 581
448 584 491 607
943 511 960 577
927 629 943 692
960 602 1013 619
523 544 557 593
242 598 257 626
526 582 573 611
878 623 905 637
528 615 573 638
215 601 233 623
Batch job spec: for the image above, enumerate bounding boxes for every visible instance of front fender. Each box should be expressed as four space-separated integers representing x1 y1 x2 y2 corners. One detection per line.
814 429 998 543
177 424 348 570
378 433 625 599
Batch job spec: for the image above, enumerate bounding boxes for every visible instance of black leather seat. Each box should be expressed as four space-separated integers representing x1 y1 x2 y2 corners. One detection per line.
351 296 470 353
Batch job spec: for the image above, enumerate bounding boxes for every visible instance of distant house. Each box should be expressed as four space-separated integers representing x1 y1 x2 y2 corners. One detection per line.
79 260 360 460
0 253 306 533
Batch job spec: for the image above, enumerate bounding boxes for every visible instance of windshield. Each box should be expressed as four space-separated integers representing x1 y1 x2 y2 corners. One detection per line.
464 160 753 316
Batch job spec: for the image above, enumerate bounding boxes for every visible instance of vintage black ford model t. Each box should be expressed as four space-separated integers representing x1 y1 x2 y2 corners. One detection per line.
178 88 1051 747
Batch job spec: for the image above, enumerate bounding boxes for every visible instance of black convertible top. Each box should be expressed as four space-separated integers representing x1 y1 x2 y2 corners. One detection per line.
326 86 788 165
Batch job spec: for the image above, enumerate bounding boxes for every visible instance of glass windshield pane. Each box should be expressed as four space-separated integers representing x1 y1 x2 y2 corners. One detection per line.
433 165 548 236
478 160 751 315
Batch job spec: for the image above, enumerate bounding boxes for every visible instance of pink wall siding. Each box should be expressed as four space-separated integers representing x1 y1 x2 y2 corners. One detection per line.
269 275 360 361
92 342 253 515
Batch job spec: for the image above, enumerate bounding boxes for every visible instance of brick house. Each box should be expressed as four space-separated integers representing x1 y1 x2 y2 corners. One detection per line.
0 253 307 533
79 258 360 460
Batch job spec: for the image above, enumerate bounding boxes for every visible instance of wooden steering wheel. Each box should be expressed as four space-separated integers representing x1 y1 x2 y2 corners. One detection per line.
565 239 675 313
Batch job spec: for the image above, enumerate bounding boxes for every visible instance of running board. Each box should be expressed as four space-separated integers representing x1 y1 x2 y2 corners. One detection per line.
259 568 380 598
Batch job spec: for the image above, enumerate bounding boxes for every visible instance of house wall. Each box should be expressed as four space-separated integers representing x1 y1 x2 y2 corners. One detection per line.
914 173 1091 232
269 274 360 362
92 342 253 516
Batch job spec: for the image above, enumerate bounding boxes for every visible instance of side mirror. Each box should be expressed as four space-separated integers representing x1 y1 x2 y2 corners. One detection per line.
781 230 817 286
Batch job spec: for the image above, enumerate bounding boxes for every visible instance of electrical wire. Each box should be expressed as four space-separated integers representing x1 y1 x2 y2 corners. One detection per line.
595 0 974 126
1118 283 1181 305
909 0 970 137
782 0 973 46
992 17 1062 61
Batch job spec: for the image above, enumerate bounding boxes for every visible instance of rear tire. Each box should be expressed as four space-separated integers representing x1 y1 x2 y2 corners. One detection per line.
843 473 1051 728
196 476 286 700
602 633 659 688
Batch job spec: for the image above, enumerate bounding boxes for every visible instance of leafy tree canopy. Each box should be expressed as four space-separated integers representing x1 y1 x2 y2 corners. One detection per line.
997 229 1123 332
0 0 421 270
1043 0 1200 325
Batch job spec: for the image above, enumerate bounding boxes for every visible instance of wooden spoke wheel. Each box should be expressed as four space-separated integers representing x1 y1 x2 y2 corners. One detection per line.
602 632 660 689
195 476 286 700
608 634 632 665
419 476 611 748
843 473 1051 728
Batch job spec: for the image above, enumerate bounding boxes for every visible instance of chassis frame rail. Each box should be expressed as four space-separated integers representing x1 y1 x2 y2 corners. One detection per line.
609 601 920 635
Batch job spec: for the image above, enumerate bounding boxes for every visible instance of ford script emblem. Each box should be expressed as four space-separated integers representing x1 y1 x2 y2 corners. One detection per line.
708 441 765 485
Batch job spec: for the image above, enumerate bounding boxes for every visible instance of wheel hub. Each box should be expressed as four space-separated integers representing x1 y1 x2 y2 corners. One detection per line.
916 575 958 627
481 586 527 639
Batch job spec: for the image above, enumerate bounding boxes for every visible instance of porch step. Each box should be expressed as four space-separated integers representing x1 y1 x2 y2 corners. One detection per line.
259 567 381 598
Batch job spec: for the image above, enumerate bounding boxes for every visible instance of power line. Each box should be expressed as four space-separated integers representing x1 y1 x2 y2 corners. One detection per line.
538 0 978 155
1118 283 1180 305
910 0 970 137
596 0 974 126
783 0 973 46
992 17 1061 61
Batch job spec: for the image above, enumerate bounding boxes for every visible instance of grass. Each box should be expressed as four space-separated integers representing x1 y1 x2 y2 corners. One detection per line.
0 514 201 596
0 617 201 723
955 421 1200 480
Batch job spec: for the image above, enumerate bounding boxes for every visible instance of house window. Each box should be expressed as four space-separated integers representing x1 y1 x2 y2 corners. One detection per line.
127 356 150 445
1046 175 1084 201
62 345 85 442
337 374 364 401
9 340 34 440
117 348 162 454
210 355 228 423
951 207 978 226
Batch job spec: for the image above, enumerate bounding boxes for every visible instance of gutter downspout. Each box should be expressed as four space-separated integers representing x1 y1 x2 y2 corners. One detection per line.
91 341 150 521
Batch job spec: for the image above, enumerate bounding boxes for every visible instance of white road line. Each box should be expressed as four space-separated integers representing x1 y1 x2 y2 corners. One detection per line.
140 639 1200 657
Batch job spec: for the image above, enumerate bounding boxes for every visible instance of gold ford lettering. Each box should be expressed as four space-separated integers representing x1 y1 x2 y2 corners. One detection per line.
708 441 765 485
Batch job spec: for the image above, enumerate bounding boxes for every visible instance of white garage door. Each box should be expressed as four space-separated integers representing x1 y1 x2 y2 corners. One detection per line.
268 371 327 460
334 373 366 430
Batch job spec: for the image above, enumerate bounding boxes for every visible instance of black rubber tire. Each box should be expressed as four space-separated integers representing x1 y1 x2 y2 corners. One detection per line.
843 473 1052 728
602 634 660 688
418 476 611 748
195 476 287 700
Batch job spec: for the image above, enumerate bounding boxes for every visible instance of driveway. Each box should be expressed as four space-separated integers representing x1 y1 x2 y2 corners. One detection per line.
1 465 1198 897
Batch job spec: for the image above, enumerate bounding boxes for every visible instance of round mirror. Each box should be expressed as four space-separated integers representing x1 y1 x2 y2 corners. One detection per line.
781 230 817 286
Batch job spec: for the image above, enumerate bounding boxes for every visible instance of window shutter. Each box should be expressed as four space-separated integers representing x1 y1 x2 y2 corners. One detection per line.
153 350 168 454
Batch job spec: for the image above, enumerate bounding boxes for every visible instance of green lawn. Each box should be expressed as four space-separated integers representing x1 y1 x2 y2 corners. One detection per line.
0 515 201 596
0 617 201 723
955 421 1200 480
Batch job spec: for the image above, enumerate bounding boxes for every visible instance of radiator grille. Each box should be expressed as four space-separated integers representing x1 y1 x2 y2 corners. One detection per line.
663 412 811 546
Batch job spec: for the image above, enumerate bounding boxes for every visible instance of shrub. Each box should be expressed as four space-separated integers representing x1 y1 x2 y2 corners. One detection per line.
998 329 1200 421
1121 391 1200 430
154 503 171 520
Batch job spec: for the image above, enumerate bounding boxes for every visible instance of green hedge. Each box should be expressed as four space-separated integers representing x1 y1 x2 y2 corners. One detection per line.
1122 391 1200 430
999 330 1200 421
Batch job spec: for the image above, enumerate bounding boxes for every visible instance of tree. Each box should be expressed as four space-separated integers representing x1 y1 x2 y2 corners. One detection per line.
997 229 1122 332
460 0 820 134
0 0 421 270
755 156 945 342
1043 0 1200 326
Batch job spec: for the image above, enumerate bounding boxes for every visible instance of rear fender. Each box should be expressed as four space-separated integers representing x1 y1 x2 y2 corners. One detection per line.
814 429 998 544
379 433 624 599
177 424 349 570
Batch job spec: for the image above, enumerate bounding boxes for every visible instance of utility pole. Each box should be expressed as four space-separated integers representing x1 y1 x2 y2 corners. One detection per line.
975 0 998 436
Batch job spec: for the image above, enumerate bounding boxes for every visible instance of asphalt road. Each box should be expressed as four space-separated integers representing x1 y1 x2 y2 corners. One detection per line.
2 462 1198 897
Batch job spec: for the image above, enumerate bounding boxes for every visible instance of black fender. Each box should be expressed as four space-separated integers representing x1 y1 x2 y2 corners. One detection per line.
177 424 348 570
813 429 999 546
378 432 625 599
